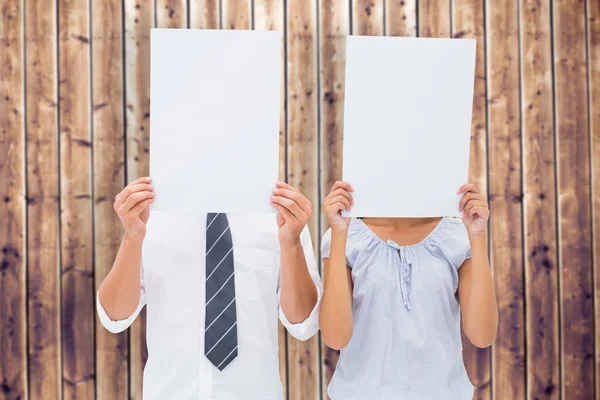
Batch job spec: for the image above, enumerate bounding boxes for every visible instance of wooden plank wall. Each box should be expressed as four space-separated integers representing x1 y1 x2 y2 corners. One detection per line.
0 1 598 399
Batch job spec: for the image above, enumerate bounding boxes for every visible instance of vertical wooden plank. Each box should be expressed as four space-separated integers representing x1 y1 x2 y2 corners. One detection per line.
190 0 220 29
451 1 491 399
318 1 350 399
486 0 526 399
156 0 187 28
58 0 95 397
25 0 61 398
0 0 27 398
589 0 600 396
253 0 288 396
222 0 251 30
124 0 154 398
418 0 450 38
286 0 320 398
385 0 416 37
92 0 127 399
452 0 486 195
352 0 383 36
553 1 594 399
519 0 560 398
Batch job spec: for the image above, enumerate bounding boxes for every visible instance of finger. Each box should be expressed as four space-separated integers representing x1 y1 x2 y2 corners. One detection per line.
119 191 155 215
330 181 354 193
467 206 489 218
458 192 484 211
329 202 348 214
275 181 300 194
463 200 486 215
272 187 312 213
129 176 152 186
273 182 313 213
458 193 473 211
128 198 154 217
463 200 487 215
271 202 296 224
457 183 480 195
115 183 154 204
326 188 354 205
271 195 306 221
326 195 351 211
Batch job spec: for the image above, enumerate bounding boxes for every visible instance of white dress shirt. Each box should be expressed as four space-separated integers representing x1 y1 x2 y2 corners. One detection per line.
97 211 323 400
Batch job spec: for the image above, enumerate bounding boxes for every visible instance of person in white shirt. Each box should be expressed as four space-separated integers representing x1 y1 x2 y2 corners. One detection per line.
97 176 323 400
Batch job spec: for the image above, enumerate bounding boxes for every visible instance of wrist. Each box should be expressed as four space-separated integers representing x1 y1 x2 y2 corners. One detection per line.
279 237 302 250
124 230 145 245
331 226 349 237
468 231 487 249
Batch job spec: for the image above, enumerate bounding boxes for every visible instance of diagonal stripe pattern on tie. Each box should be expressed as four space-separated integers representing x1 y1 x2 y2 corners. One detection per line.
204 213 238 370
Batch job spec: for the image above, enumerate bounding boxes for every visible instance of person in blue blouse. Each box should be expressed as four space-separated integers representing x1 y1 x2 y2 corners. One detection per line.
319 180 498 400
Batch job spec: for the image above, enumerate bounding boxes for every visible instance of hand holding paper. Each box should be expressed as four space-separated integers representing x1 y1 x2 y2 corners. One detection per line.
271 181 313 245
323 181 354 232
113 176 155 241
457 183 489 236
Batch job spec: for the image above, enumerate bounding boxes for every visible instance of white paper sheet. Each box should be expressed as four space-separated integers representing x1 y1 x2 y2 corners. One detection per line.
341 36 476 218
149 28 281 214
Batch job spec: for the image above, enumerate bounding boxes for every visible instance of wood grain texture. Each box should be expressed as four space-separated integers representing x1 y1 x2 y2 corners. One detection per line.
124 1 154 398
418 0 450 37
157 0 187 28
452 0 487 193
451 0 491 398
25 0 61 398
486 0 526 399
3 2 600 399
0 1 27 399
589 0 600 394
385 0 416 37
190 0 220 29
552 1 594 398
286 1 320 398
222 0 251 30
318 1 350 398
253 0 285 181
352 0 383 36
519 0 560 398
253 1 288 396
58 0 95 397
92 0 128 399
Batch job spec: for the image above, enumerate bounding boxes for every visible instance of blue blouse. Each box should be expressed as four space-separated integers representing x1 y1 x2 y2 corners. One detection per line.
322 217 474 400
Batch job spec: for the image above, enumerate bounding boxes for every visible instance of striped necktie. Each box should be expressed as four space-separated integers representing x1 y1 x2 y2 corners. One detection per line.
204 213 238 370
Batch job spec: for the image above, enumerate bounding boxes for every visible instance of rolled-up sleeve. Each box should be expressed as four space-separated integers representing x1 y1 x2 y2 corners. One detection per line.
277 226 323 341
97 262 147 334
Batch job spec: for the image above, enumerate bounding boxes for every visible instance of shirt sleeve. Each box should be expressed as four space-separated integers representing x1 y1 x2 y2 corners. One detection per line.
96 261 147 334
321 228 332 259
277 226 323 341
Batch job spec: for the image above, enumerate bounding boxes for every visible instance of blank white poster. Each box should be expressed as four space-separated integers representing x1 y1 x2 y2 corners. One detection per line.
341 36 476 218
150 28 281 214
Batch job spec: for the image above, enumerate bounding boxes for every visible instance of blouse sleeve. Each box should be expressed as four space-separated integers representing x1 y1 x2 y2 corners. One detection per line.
321 220 362 267
436 218 472 270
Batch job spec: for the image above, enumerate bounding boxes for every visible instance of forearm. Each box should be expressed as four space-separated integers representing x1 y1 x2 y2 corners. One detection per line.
98 235 143 320
463 233 498 346
320 230 353 350
279 240 318 324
